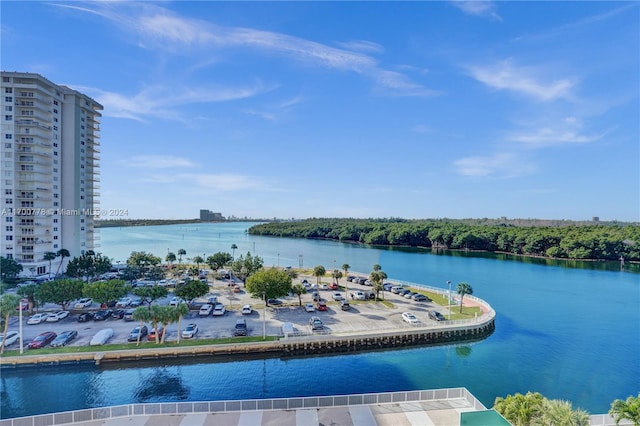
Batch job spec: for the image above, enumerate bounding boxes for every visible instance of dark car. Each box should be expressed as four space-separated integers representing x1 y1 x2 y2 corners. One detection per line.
77 312 95 322
111 309 126 319
128 325 148 342
340 300 351 311
28 331 57 349
364 291 376 300
233 319 247 336
412 294 429 302
50 330 78 347
93 310 113 321
429 310 446 321
267 299 282 306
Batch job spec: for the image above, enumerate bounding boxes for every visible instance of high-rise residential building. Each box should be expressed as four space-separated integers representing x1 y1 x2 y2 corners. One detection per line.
0 72 103 278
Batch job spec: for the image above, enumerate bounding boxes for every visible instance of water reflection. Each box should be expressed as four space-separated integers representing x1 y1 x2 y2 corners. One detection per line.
134 367 190 402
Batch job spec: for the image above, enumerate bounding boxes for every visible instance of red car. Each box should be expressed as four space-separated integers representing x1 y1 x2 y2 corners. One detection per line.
28 331 57 349
316 301 328 311
329 282 339 290
16 299 28 311
148 327 165 341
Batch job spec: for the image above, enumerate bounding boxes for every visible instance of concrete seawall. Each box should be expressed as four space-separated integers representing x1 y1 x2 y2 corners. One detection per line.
0 311 495 368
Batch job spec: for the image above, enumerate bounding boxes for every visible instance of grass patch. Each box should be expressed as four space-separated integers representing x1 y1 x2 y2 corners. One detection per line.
0 335 280 357
378 299 396 308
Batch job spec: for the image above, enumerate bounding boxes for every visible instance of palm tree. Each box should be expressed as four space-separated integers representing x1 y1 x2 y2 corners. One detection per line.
609 394 640 426
291 283 307 306
174 303 189 345
150 304 164 344
177 249 186 264
158 305 175 344
342 263 350 280
55 248 70 276
456 282 473 313
0 294 19 354
43 251 56 277
165 252 176 268
372 263 381 272
313 265 326 285
231 244 238 259
132 306 152 346
370 270 387 300
192 256 204 271
532 399 589 426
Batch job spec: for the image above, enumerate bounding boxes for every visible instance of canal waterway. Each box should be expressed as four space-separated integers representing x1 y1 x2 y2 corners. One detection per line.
1 222 638 418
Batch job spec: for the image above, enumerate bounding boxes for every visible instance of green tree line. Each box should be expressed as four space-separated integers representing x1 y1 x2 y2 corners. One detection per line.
248 218 640 261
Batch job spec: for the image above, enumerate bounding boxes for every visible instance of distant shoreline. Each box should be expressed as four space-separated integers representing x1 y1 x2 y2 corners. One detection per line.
95 219 266 228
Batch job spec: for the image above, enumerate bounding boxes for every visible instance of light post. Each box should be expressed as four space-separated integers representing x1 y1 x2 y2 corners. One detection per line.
447 280 452 320
19 300 23 354
262 291 266 340
277 253 280 268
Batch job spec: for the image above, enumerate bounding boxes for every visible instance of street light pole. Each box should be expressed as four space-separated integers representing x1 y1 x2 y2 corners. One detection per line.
262 291 266 340
277 253 280 268
447 280 452 320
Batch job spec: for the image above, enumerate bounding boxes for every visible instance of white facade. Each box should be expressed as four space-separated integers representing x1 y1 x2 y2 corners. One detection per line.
0 72 102 277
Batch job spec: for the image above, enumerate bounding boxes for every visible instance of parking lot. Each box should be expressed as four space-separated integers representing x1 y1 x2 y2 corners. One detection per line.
4 275 454 350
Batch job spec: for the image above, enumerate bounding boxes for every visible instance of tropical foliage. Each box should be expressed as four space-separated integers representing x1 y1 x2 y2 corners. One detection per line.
65 251 112 281
36 279 84 310
493 392 589 426
248 218 640 261
83 279 129 306
245 268 292 302
173 280 209 302
0 257 23 283
609 393 640 426
0 294 19 354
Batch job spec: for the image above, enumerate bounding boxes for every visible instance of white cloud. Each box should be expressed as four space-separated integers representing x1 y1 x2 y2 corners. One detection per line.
454 152 535 178
450 1 502 20
467 59 577 101
119 155 197 168
61 2 435 97
509 127 604 147
179 173 275 192
335 40 385 54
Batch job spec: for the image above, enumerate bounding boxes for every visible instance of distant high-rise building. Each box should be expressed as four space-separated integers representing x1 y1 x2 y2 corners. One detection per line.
0 72 103 277
200 209 224 222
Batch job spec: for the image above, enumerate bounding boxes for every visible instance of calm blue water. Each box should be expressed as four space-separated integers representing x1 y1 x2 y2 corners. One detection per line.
1 222 638 418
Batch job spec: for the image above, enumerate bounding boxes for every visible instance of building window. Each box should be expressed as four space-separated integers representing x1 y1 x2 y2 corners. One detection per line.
53 100 58 106
5 235 12 241
4 87 12 93
54 193 58 198
6 216 13 222
53 202 59 207
5 134 12 139
6 254 12 259
5 199 12 204
53 235 58 240
4 97 12 102
53 244 58 249
53 108 58 114
5 115 12 120
37 266 46 274
53 125 58 131
5 106 12 112
5 189 12 195
5 226 12 231
53 227 58 231
81 227 85 231
4 143 11 148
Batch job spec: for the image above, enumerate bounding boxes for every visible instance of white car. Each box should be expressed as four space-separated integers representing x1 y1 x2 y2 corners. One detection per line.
351 291 366 300
181 323 199 339
116 297 132 308
212 303 226 316
319 284 329 290
332 292 344 301
90 328 114 346
199 304 213 316
0 331 19 347
27 313 49 325
169 297 185 307
45 311 70 322
74 298 93 309
401 312 420 325
304 303 315 312
241 305 252 315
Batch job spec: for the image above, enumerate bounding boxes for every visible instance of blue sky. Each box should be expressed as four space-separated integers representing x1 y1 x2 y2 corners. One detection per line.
2 1 638 222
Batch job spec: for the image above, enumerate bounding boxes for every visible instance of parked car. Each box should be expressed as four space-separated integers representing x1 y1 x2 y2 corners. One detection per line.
346 276 357 282
391 286 405 294
332 292 344 301
45 311 70 322
123 309 136 321
340 300 351 311
111 309 126 319
50 330 78 347
77 312 94 322
129 297 143 307
383 283 394 291
93 310 113 321
304 303 315 313
309 316 324 331
148 327 165 341
27 313 49 325
241 305 253 315
404 292 417 299
402 312 420 325
199 304 213 316
233 319 247 336
319 284 329 290
328 282 339 290
312 292 321 302
233 285 242 293
207 296 218 305
116 297 132 308
212 303 226 316
0 331 19 347
351 291 366 300
169 297 185 307
181 323 199 339
28 331 57 349
16 299 29 311
128 325 148 342
74 298 93 309
316 301 328 311
429 310 446 321
364 291 376 300
90 328 114 346
267 299 282 305
412 294 429 302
